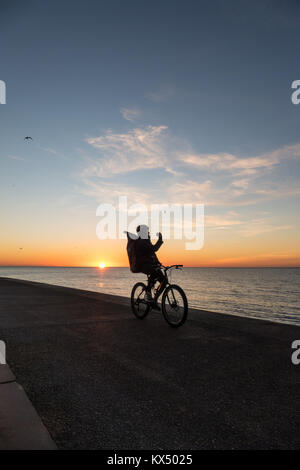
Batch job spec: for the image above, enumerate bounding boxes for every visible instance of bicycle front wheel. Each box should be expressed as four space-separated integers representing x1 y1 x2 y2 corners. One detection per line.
162 284 188 327
131 282 150 319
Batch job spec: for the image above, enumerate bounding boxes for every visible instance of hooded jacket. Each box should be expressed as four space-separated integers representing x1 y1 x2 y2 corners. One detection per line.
135 235 163 269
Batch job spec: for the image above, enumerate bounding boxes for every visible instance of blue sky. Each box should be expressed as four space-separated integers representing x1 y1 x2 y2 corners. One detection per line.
1 0 300 266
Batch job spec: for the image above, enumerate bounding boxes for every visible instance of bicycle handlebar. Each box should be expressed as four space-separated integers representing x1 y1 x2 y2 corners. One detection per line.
162 264 183 270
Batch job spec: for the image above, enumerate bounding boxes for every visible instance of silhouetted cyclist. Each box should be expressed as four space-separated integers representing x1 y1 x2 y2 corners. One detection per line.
135 225 167 308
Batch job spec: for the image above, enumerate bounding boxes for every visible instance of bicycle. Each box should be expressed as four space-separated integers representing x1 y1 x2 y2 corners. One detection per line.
130 265 188 327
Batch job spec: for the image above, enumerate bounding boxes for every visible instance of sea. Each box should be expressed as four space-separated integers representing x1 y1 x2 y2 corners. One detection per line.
0 266 299 326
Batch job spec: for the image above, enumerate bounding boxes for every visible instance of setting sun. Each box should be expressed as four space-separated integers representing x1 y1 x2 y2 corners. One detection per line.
99 262 106 269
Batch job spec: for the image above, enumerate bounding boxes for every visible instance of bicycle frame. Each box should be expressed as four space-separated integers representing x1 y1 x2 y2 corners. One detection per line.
148 264 183 302
132 264 187 327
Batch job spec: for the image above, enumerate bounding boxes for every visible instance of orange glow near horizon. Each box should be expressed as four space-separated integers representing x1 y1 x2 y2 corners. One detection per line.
0 236 299 268
0 219 300 269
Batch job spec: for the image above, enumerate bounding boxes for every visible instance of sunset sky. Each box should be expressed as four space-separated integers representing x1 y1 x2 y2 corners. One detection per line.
1 0 300 267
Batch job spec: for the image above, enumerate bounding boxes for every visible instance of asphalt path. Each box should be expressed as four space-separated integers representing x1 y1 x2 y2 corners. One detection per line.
0 277 299 449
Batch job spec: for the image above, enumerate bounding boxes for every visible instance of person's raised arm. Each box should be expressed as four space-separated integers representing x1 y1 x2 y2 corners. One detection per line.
153 232 163 252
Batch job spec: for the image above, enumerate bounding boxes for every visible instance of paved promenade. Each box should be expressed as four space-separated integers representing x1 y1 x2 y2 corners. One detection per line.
0 363 56 449
0 277 299 449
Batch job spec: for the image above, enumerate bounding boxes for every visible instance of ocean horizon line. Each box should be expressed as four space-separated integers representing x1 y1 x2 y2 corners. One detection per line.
0 265 299 269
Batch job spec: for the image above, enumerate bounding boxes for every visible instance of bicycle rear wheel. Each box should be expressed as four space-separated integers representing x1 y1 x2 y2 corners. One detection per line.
162 284 188 327
131 282 150 319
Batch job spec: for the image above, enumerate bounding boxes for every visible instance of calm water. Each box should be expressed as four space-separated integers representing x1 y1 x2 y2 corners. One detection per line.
0 267 299 326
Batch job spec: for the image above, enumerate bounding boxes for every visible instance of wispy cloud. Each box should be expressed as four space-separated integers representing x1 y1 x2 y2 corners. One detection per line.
120 107 141 122
205 213 293 237
239 219 293 237
167 179 213 204
178 143 300 176
36 144 57 155
79 120 300 212
216 252 300 266
145 87 174 103
179 152 277 174
79 178 153 205
8 155 25 161
84 125 169 177
205 213 243 228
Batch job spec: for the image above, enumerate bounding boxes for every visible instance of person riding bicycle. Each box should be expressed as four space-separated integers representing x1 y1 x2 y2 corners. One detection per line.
135 225 167 307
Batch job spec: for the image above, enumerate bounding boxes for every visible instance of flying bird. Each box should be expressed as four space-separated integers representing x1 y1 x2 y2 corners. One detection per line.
24 136 33 141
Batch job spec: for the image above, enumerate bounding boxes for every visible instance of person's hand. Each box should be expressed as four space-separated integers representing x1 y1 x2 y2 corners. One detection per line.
157 232 163 240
